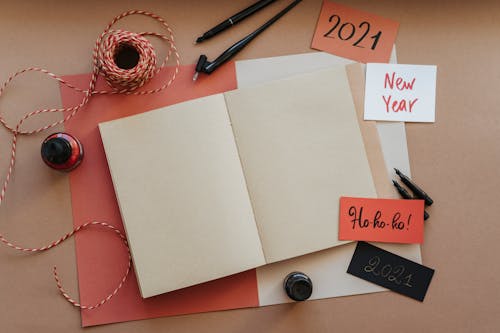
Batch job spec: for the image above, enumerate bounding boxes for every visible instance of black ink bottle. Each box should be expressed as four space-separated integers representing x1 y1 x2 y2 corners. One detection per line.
283 272 313 301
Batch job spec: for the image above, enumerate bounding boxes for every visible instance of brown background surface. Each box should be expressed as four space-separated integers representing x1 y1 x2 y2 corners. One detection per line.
0 0 498 332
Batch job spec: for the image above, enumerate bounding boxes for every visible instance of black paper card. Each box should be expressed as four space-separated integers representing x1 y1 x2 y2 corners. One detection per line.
347 241 434 301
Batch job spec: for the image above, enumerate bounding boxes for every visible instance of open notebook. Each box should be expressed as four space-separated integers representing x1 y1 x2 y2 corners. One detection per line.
99 66 376 298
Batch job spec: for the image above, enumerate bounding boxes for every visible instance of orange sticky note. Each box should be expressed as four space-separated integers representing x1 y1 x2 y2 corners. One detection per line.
339 197 424 244
311 1 399 63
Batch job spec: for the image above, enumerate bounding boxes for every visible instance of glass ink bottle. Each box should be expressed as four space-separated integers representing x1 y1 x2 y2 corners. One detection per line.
41 132 84 171
283 271 313 301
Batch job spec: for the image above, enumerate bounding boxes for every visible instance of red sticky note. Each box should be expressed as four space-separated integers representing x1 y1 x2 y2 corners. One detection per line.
311 1 399 63
339 197 424 244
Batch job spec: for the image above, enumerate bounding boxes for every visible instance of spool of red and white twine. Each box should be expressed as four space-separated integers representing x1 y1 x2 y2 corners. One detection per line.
0 10 180 310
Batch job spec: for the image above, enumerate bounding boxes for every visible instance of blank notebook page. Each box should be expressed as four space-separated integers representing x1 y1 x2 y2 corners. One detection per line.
99 94 265 298
224 66 377 263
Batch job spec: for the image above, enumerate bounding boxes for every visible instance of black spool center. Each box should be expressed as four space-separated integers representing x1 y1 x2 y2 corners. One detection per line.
114 43 140 70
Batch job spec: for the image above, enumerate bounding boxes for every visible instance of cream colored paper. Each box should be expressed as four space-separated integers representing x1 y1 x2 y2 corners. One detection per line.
225 67 377 263
100 67 378 297
99 94 265 298
234 52 421 305
234 51 411 178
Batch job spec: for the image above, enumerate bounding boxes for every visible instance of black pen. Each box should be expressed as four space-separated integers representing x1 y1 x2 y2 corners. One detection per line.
193 0 302 81
392 180 429 220
195 0 277 44
394 168 434 206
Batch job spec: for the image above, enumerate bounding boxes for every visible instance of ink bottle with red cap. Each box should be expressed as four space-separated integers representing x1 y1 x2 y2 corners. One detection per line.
41 132 84 171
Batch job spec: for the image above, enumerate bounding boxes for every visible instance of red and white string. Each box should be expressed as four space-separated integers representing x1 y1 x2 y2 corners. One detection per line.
0 10 180 310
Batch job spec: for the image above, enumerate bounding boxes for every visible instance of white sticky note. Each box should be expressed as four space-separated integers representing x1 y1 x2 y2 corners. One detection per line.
364 63 437 122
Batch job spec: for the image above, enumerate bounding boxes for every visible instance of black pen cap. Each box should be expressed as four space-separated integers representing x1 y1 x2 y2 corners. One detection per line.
283 271 313 301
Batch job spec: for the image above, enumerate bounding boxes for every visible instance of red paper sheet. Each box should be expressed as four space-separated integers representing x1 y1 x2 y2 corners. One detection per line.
60 64 259 327
338 197 424 244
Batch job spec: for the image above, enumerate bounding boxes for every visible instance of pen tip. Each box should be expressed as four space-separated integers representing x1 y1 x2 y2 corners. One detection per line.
192 72 199 81
195 37 204 44
394 168 400 175
392 180 398 186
